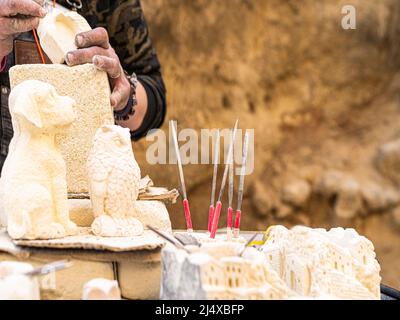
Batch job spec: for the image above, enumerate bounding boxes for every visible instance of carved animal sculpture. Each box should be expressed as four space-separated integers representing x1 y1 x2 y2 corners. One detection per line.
0 80 78 239
87 125 143 237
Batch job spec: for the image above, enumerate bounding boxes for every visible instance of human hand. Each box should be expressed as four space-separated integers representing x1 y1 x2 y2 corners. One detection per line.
0 0 47 58
65 27 131 111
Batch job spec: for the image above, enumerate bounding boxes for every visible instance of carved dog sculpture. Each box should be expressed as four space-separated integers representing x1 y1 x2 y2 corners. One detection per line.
1 80 78 239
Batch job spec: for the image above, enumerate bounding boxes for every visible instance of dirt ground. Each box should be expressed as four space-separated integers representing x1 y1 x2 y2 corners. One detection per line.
137 0 400 289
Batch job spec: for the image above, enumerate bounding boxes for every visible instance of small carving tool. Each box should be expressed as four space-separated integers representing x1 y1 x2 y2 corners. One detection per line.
227 157 234 236
207 130 220 234
210 120 239 239
170 120 193 232
24 260 73 277
238 233 259 257
147 225 190 253
234 132 250 238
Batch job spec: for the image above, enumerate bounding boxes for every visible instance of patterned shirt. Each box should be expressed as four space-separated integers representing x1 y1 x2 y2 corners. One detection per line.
0 0 166 170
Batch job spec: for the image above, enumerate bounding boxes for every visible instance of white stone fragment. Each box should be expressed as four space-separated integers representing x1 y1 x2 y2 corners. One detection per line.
37 8 92 64
82 278 121 300
0 80 78 240
0 261 40 300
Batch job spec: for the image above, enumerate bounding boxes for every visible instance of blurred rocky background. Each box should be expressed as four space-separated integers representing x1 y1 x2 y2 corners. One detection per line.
135 0 400 288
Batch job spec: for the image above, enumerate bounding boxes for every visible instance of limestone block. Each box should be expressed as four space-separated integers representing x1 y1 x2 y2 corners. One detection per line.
68 199 172 232
0 261 40 300
68 199 94 227
1 80 77 240
9 64 114 194
87 125 143 237
37 8 91 64
0 252 114 300
118 258 162 300
160 243 290 300
134 201 172 232
82 279 121 300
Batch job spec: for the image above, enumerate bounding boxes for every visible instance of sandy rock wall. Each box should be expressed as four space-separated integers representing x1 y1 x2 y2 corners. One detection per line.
137 0 400 288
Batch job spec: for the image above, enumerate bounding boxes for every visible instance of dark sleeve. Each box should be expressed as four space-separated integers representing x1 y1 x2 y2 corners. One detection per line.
100 0 166 140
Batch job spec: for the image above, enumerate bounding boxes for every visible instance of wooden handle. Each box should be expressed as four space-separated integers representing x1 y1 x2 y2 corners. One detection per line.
234 209 242 230
227 207 233 229
183 199 193 231
210 201 222 239
207 205 215 233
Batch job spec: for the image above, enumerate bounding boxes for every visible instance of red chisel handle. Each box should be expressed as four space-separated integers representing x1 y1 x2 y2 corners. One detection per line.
207 205 215 233
210 201 222 239
183 199 193 232
233 209 241 238
227 207 233 229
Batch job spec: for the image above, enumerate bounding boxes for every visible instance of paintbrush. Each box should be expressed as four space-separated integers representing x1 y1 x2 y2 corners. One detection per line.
24 260 73 277
234 132 250 238
210 120 239 239
170 120 193 232
207 130 220 233
147 225 190 253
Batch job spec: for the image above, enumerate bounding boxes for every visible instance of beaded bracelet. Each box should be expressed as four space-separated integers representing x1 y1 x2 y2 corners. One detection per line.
114 73 138 121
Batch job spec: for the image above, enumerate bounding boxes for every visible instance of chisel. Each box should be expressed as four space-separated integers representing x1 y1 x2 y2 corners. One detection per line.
210 120 239 239
207 130 220 233
170 120 193 232
234 132 250 238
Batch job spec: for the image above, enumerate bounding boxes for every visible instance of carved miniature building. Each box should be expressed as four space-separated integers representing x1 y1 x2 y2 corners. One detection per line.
261 226 381 299
161 242 290 300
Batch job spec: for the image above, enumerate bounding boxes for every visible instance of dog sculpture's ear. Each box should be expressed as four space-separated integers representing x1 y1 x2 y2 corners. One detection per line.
13 93 43 128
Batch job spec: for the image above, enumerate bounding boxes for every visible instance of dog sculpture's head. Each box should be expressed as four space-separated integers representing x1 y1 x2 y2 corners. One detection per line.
9 80 76 133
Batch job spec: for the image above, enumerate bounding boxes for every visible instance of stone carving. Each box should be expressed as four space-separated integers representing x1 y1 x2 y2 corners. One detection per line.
82 279 121 300
87 125 143 237
0 80 78 240
262 226 381 299
161 242 290 300
37 8 92 64
9 64 114 195
0 261 40 300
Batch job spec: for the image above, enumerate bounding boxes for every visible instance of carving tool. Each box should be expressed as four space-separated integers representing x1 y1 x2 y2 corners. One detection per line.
238 233 259 257
25 260 73 277
210 120 239 239
227 158 234 234
207 130 220 234
147 225 190 253
170 120 193 232
234 132 250 238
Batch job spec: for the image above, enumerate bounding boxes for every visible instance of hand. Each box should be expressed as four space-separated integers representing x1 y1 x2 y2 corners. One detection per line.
66 27 131 111
0 0 47 58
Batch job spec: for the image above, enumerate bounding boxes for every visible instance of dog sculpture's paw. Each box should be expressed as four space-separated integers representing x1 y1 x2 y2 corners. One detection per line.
46 223 67 239
64 221 78 236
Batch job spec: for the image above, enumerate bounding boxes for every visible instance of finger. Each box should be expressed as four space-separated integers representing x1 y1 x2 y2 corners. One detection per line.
93 55 121 79
75 27 110 49
0 37 14 57
111 79 130 110
0 17 40 34
0 0 47 18
65 47 110 66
